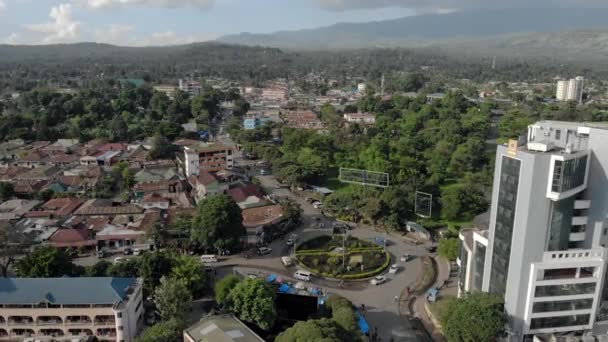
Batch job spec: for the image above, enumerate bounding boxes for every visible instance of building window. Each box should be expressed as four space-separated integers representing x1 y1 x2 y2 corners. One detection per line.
118 326 123 331
551 156 587 193
535 282 596 297
117 313 122 318
474 242 486 291
555 129 561 140
530 314 590 330
489 156 521 296
532 298 593 313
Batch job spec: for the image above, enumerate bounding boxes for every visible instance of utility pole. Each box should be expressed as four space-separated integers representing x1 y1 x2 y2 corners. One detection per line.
380 74 385 97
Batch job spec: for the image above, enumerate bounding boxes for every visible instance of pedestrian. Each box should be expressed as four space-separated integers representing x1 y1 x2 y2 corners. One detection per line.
394 295 399 302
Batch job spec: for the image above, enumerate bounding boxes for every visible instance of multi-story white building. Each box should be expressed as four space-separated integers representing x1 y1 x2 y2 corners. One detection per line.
178 79 202 97
556 77 584 103
459 121 608 341
0 277 144 342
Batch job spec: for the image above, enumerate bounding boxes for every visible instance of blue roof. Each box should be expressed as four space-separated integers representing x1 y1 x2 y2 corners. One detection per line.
0 277 137 305
357 311 369 334
266 274 277 283
279 284 291 293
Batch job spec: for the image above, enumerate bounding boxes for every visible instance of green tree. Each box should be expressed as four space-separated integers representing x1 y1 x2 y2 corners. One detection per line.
443 293 507 342
16 246 76 277
0 182 14 201
136 319 184 342
140 251 175 292
87 260 112 277
110 115 129 142
107 258 140 278
437 238 460 262
441 184 488 221
214 274 241 305
281 199 302 228
229 278 277 331
153 276 192 321
498 110 534 140
0 223 29 277
192 195 246 251
149 134 178 160
170 255 206 298
275 318 348 342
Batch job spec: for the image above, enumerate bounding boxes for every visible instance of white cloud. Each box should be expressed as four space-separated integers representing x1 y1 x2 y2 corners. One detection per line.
312 0 608 11
25 3 81 43
3 33 21 45
94 24 135 45
0 0 5 15
73 0 215 10
138 30 216 46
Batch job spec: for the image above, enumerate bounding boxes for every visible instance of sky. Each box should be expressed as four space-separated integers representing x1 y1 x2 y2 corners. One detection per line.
0 0 605 46
0 0 419 46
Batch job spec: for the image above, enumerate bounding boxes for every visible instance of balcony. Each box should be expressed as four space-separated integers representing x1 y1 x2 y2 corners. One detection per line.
7 316 33 326
36 316 63 326
0 316 4 324
65 316 93 325
0 329 7 337
94 316 115 326
575 200 591 209
68 328 93 337
38 328 64 338
570 232 586 242
9 328 35 337
96 328 117 338
573 216 588 226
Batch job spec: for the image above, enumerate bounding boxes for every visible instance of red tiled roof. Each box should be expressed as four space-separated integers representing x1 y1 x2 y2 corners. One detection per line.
97 143 128 152
198 171 219 185
242 204 284 229
41 198 84 217
49 153 78 164
142 193 170 203
20 150 48 162
227 184 264 203
49 228 91 243
134 180 173 192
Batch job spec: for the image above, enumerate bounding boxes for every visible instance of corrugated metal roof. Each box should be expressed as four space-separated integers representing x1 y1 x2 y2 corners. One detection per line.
0 277 136 305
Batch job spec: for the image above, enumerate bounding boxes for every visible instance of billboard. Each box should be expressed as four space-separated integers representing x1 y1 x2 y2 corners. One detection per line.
339 168 390 188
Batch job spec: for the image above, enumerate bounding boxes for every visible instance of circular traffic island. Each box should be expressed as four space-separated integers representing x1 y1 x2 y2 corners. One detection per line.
295 235 390 280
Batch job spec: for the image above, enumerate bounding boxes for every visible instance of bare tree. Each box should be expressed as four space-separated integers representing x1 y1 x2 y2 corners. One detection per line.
0 223 30 277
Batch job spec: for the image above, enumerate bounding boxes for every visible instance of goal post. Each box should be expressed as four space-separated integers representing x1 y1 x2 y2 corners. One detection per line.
339 168 389 188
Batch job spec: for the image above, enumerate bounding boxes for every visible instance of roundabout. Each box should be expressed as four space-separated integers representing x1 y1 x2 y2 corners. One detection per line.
295 235 391 280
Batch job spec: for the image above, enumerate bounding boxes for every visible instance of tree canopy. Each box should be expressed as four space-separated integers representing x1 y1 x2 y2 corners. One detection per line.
229 278 277 331
16 246 79 277
153 276 193 321
442 293 507 342
192 195 246 251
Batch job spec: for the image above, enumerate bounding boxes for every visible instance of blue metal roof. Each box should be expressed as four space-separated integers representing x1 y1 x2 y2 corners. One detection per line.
0 277 137 305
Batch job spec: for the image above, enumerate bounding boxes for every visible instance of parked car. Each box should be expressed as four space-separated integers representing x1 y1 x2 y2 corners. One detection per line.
286 238 296 247
97 250 107 258
123 248 133 255
370 276 386 286
133 248 143 256
260 169 269 175
389 264 399 274
313 201 324 209
401 254 412 262
114 257 124 264
257 247 272 256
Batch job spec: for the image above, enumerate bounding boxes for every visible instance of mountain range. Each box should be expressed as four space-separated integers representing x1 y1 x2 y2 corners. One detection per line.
218 8 608 58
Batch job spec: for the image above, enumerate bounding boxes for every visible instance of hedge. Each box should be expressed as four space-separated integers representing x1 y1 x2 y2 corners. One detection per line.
295 251 391 280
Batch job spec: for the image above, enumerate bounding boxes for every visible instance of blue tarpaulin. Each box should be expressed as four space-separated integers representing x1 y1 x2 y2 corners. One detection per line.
279 284 291 293
266 274 277 283
357 311 369 334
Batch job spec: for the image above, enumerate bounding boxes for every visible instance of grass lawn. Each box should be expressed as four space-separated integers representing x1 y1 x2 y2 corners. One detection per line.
429 295 457 326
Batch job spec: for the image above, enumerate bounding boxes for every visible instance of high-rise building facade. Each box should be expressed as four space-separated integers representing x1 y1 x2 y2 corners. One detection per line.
459 121 608 340
556 77 584 103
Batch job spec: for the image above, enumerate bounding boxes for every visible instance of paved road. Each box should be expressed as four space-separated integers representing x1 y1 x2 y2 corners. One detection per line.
223 175 434 341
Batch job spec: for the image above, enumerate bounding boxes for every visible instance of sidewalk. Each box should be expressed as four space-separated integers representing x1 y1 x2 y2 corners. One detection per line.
406 256 453 342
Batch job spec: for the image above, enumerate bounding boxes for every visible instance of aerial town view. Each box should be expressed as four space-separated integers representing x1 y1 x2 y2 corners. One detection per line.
2 1 608 342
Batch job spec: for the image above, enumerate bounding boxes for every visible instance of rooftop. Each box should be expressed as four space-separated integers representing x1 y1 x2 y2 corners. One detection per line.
0 277 137 305
184 314 265 342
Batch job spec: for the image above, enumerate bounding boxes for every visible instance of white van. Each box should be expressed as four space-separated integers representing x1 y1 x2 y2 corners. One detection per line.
294 270 311 282
200 255 218 263
281 256 293 267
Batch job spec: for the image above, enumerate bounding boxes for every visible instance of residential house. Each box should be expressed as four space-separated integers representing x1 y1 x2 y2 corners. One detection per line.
138 193 170 210
16 150 48 168
281 111 324 130
24 198 84 220
74 199 144 216
178 141 235 176
343 112 376 125
242 204 284 234
188 170 227 203
227 184 266 209
0 199 41 221
47 228 96 250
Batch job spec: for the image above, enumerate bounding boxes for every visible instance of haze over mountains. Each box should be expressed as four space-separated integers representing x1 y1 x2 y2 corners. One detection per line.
218 8 608 58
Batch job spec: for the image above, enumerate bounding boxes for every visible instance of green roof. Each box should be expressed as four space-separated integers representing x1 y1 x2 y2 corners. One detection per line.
0 277 137 305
